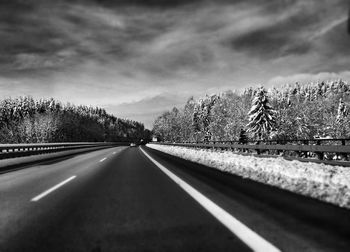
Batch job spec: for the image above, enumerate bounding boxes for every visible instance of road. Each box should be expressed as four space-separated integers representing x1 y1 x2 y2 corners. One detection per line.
0 146 349 252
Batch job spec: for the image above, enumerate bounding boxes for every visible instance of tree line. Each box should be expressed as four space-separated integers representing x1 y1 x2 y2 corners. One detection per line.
0 96 151 143
153 80 350 142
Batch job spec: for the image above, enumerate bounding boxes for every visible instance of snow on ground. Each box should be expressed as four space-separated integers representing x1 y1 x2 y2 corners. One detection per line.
147 143 350 209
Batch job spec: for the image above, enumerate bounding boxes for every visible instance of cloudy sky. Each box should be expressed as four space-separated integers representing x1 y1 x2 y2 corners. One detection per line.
0 0 349 128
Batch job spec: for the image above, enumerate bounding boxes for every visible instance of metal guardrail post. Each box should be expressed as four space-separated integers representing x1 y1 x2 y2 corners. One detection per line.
256 141 261 155
315 140 323 160
276 140 282 156
302 140 309 158
339 139 347 161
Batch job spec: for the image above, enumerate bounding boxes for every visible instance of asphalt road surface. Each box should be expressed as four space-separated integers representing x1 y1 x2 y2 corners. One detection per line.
0 146 349 252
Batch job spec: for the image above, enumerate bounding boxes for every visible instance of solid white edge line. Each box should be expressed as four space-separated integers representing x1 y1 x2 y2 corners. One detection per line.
100 157 107 162
31 176 76 202
140 147 280 252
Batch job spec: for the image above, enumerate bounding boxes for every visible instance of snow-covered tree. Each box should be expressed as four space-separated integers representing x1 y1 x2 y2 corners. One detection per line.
246 87 276 139
0 96 147 143
191 95 219 141
336 98 348 122
152 80 350 142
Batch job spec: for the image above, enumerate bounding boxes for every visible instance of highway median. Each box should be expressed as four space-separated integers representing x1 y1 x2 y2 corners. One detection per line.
0 145 121 173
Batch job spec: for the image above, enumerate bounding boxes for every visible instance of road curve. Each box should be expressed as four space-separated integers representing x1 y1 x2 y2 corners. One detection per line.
0 146 349 252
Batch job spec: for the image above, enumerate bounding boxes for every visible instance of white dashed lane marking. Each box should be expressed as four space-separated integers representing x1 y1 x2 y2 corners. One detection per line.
31 176 76 202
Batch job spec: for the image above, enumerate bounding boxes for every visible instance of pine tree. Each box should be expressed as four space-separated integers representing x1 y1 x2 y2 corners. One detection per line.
246 87 276 139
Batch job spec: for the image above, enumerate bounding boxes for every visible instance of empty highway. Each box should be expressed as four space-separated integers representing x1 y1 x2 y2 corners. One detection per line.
0 146 349 252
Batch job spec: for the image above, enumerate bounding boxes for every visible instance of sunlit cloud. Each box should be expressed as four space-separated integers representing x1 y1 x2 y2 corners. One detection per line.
266 71 350 88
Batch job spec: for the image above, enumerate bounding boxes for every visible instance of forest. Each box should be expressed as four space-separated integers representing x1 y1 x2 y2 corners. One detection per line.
153 80 350 142
0 96 151 143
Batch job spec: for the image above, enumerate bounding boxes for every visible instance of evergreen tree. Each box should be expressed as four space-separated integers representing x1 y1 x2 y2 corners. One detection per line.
152 80 350 142
246 87 276 139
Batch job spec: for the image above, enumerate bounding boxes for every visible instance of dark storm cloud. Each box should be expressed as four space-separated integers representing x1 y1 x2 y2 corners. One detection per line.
93 0 201 8
0 0 191 77
228 25 311 58
0 0 349 127
1 0 347 76
0 1 72 75
226 0 347 59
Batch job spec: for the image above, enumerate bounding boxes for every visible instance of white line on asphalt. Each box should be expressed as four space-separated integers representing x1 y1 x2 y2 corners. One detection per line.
99 157 107 162
112 152 116 154
140 148 280 252
31 176 76 202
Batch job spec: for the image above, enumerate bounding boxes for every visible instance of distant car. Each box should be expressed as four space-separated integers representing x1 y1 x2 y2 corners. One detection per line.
130 143 137 147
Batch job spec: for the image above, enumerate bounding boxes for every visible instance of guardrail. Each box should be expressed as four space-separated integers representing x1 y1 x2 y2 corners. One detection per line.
0 142 128 160
153 139 350 162
181 138 350 146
